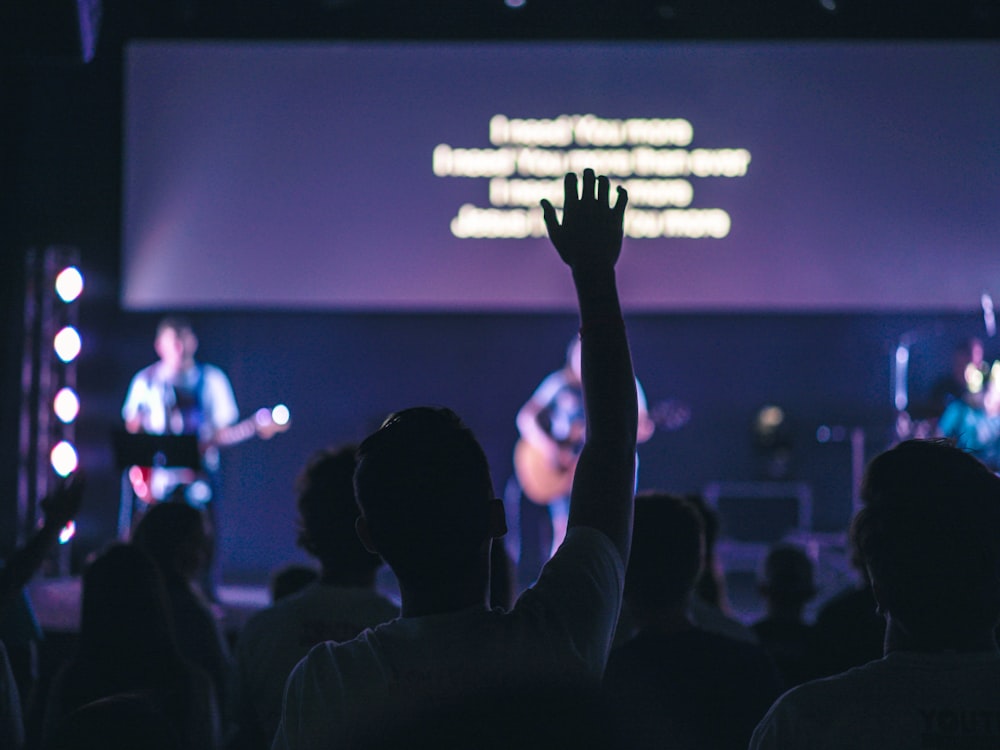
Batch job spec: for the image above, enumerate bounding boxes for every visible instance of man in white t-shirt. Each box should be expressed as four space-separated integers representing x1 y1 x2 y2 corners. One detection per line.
751 439 1000 749
272 169 638 750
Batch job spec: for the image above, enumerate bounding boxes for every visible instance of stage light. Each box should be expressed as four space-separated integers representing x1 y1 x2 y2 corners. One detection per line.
58 521 76 544
504 0 526 7
271 404 291 426
55 266 84 303
54 326 82 363
50 441 78 477
53 387 80 423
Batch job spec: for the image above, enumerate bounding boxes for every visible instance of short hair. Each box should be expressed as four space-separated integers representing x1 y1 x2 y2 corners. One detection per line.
131 501 206 576
354 407 494 578
852 439 1000 635
296 445 382 576
156 316 194 338
625 492 705 613
758 544 816 606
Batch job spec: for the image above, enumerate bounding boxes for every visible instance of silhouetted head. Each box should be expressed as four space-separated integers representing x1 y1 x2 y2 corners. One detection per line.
296 445 382 581
852 439 1000 641
354 407 498 583
132 501 209 582
77 543 177 663
758 543 816 608
625 492 705 615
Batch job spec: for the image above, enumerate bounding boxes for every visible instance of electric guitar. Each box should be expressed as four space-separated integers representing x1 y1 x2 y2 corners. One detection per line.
514 399 691 505
128 404 291 503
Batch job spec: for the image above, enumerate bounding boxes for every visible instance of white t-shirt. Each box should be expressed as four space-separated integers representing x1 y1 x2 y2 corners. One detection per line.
272 526 624 750
750 649 1000 750
234 583 399 742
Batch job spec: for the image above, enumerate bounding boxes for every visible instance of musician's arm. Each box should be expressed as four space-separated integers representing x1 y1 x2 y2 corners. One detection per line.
516 374 567 462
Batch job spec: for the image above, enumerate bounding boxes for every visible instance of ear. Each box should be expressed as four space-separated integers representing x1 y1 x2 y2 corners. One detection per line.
488 498 507 539
869 573 887 617
355 516 378 554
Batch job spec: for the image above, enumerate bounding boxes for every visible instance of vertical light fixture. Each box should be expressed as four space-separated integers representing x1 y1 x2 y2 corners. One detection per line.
18 247 83 576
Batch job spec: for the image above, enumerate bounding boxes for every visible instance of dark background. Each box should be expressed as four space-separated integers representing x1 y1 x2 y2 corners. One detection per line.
2 0 998 583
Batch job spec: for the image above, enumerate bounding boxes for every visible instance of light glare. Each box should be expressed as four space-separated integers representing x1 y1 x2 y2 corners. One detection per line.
271 404 290 426
51 441 79 477
54 388 80 423
55 267 84 303
54 327 82 363
58 521 76 544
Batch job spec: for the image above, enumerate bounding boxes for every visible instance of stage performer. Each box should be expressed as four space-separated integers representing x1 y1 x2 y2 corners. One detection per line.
122 316 239 504
122 316 239 599
938 363 1000 472
515 336 654 564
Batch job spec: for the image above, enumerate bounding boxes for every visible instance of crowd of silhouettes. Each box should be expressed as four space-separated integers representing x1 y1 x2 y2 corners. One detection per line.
4 171 1000 750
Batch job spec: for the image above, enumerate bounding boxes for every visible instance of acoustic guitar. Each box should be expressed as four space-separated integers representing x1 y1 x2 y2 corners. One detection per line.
128 404 291 503
513 399 691 506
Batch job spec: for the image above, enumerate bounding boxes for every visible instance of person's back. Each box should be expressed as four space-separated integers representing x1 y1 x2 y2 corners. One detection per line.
605 493 782 750
273 169 638 750
43 544 219 750
233 447 398 747
131 502 232 717
752 544 821 687
751 439 1000 749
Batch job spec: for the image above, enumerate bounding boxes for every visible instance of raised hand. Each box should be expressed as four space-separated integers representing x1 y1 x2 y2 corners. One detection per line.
540 169 628 273
39 472 85 528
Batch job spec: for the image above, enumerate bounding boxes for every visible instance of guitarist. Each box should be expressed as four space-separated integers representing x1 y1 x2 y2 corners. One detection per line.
516 336 655 563
122 316 240 599
122 316 240 505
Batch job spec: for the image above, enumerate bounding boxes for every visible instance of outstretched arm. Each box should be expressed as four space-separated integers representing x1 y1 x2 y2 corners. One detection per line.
0 474 84 619
541 169 637 561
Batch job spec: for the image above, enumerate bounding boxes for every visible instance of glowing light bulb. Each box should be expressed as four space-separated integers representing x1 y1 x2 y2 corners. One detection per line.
271 404 290 426
55 266 84 303
54 327 82 363
53 387 80 423
50 441 78 477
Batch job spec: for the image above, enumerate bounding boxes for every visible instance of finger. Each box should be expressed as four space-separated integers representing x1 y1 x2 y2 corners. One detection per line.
581 169 596 202
541 199 560 236
597 175 610 207
562 172 579 217
612 185 628 220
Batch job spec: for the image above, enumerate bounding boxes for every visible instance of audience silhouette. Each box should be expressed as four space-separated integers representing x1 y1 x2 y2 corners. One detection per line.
604 492 783 750
271 169 638 749
131 502 232 720
752 543 821 686
230 446 397 749
42 543 220 749
751 439 1000 748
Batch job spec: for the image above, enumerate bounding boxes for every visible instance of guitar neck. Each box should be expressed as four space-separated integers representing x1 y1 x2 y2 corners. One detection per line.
211 417 258 447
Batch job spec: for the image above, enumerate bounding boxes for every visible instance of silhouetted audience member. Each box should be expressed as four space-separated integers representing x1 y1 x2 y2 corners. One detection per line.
231 446 398 748
0 641 24 750
686 494 758 644
751 439 1000 748
604 493 783 750
271 170 638 749
42 544 219 749
811 562 884 676
268 565 319 603
0 475 84 715
752 543 820 687
132 502 232 718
